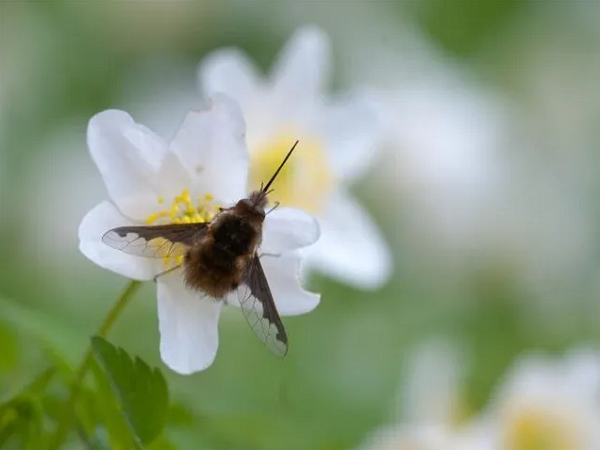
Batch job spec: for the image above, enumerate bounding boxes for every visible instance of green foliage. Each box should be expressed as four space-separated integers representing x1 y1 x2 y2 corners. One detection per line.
0 368 56 450
0 396 43 449
0 297 82 366
0 324 19 371
91 337 169 447
80 377 137 450
405 0 525 55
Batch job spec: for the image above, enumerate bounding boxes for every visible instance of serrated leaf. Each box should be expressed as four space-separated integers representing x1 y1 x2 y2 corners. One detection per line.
74 386 108 449
91 337 168 445
89 362 139 450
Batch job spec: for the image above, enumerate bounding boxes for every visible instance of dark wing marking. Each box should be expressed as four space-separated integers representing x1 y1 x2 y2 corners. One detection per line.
236 255 288 356
102 222 207 259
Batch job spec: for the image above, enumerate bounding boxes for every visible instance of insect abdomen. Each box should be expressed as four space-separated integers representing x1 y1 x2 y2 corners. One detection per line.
182 215 258 298
183 248 246 298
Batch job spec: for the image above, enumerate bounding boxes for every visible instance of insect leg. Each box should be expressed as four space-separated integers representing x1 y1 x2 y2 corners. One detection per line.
153 264 183 282
266 202 280 215
259 252 281 259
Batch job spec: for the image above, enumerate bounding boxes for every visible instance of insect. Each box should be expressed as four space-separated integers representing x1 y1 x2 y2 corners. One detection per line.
102 141 300 356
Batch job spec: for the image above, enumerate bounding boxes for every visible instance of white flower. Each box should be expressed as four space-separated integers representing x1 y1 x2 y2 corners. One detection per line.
359 340 478 450
198 25 392 290
468 349 600 450
400 340 467 427
78 94 320 374
361 424 467 450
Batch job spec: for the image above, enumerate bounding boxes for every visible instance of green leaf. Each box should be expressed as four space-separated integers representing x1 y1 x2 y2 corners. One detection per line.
73 388 113 450
75 417 111 450
91 337 169 446
0 368 57 450
0 396 43 450
89 362 139 450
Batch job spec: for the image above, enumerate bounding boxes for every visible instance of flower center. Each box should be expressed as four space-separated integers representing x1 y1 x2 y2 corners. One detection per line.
144 189 220 268
504 407 582 450
145 189 220 225
250 132 333 213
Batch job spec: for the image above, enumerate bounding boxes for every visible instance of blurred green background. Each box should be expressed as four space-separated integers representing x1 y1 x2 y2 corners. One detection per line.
0 1 598 449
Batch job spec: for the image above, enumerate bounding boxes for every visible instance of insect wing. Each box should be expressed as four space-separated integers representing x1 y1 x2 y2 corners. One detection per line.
102 223 207 259
236 255 288 356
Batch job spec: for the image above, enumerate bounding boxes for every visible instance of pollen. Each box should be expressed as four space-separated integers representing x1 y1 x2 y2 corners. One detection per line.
250 132 333 213
146 189 220 268
146 189 219 226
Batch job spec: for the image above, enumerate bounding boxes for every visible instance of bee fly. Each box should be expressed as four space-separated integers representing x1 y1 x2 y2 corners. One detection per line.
102 141 301 356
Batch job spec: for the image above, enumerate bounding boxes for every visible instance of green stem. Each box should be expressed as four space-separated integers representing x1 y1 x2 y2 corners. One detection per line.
48 280 141 450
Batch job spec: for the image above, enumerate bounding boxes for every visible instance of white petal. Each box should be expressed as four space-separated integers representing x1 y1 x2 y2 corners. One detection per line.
78 201 162 280
262 207 320 254
262 252 320 316
226 252 320 316
270 25 331 105
199 48 261 108
170 94 249 204
157 273 222 374
87 110 187 219
306 192 392 289
322 92 384 180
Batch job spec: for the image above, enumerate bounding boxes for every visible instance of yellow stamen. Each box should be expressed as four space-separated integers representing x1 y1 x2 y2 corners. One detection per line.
504 407 581 450
145 213 160 224
146 189 220 269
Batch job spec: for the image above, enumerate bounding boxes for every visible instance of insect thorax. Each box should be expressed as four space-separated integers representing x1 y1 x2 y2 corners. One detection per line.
212 215 258 257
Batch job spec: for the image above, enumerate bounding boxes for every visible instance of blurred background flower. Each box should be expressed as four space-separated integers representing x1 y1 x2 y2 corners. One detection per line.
0 0 598 449
466 349 600 450
361 347 600 450
358 339 469 450
199 25 392 290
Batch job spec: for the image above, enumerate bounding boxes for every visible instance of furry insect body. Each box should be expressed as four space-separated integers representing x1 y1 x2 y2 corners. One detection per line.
183 195 265 298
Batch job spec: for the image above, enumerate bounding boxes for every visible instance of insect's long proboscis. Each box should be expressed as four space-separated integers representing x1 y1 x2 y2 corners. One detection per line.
261 140 299 194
